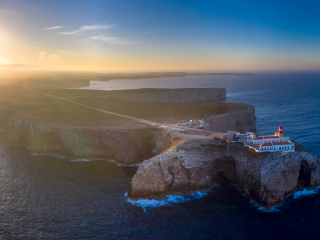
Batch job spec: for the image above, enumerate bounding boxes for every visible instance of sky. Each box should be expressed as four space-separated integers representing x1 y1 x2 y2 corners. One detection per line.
1 0 320 73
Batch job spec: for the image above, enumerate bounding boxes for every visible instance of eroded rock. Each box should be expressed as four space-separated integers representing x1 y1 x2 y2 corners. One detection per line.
128 139 320 208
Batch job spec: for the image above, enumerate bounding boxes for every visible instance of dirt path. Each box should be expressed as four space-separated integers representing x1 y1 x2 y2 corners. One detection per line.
25 87 225 138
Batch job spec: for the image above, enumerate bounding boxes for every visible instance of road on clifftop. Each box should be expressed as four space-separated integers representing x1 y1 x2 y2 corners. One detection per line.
25 87 224 137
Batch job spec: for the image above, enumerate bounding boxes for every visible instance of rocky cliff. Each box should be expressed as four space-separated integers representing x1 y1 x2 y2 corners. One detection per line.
0 96 256 164
128 138 320 208
1 113 172 164
105 88 226 102
204 105 256 132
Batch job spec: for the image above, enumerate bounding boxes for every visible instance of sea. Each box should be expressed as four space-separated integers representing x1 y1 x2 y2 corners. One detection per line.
1 72 320 239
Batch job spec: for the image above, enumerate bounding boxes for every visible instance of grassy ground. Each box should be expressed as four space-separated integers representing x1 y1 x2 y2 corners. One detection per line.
0 86 132 126
0 100 132 126
36 88 225 100
0 85 250 126
75 97 248 123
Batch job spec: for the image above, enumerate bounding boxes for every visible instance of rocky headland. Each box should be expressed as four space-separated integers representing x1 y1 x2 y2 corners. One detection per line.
0 86 255 164
128 138 320 208
0 82 316 208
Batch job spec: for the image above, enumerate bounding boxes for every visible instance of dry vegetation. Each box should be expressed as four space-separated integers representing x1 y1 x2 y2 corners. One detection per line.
0 84 250 126
74 97 247 123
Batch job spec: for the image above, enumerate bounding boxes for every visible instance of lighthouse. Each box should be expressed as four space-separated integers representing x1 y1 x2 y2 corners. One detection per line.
248 125 295 152
278 125 284 137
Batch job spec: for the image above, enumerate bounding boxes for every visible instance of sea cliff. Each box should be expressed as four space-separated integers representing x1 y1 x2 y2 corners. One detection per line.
0 85 258 169
0 85 255 165
3 117 172 164
0 102 255 164
205 105 255 132
128 138 320 208
104 88 226 102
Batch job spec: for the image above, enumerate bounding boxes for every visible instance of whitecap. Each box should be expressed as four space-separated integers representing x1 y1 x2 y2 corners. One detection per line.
29 152 141 166
30 152 109 162
293 187 320 199
255 204 282 213
125 188 215 211
249 199 282 212
117 163 140 167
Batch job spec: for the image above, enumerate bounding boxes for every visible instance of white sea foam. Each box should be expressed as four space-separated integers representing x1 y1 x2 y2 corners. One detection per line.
249 199 282 212
293 187 320 199
117 163 140 167
29 152 140 166
253 187 320 212
30 152 107 162
256 204 282 213
125 188 215 211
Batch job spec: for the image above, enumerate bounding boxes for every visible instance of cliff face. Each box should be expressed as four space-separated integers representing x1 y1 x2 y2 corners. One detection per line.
3 116 172 164
105 88 226 102
205 105 256 132
128 139 320 208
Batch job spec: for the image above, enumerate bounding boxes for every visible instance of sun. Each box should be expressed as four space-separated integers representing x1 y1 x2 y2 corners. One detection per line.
0 57 9 65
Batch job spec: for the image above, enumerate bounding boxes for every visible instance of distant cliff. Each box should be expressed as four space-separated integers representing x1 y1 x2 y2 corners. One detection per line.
128 139 320 208
105 88 226 102
204 105 256 132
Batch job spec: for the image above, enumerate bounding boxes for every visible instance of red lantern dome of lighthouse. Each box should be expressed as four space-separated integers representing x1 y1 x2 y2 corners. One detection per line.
279 125 283 133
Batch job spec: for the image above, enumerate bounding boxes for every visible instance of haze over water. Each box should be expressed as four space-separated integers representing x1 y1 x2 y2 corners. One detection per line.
1 72 320 239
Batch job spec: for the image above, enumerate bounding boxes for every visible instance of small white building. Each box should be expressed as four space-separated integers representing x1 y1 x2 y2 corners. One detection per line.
249 126 289 144
260 142 295 152
189 120 196 125
255 126 295 152
246 132 256 142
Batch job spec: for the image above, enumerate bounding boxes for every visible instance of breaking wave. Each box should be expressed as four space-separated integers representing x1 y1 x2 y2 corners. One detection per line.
293 187 320 199
30 152 140 166
125 188 216 211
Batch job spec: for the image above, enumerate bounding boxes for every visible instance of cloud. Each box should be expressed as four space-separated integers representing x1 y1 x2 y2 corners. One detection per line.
44 26 64 30
0 63 35 68
23 46 72 54
38 51 62 62
90 35 136 45
60 24 117 35
84 53 105 59
143 32 151 34
57 50 72 54
0 10 18 15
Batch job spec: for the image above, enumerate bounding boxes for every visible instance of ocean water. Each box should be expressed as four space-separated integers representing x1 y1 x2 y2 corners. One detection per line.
1 72 320 239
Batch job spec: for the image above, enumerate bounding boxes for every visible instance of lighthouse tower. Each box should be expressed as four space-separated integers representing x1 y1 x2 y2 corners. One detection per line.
278 125 284 137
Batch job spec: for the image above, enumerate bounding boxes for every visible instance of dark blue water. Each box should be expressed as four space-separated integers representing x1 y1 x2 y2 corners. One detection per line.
2 72 320 239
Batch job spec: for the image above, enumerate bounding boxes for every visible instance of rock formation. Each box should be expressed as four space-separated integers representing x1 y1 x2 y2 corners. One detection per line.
1 113 172 164
0 99 255 164
128 138 320 208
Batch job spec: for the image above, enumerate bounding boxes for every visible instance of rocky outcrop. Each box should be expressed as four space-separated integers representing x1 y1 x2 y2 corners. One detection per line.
105 88 226 102
204 105 256 132
128 139 320 208
3 117 172 164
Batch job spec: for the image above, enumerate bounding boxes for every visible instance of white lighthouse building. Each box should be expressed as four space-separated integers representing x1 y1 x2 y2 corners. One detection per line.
247 126 295 152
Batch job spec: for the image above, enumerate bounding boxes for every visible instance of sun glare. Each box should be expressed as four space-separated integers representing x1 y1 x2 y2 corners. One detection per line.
0 30 10 62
